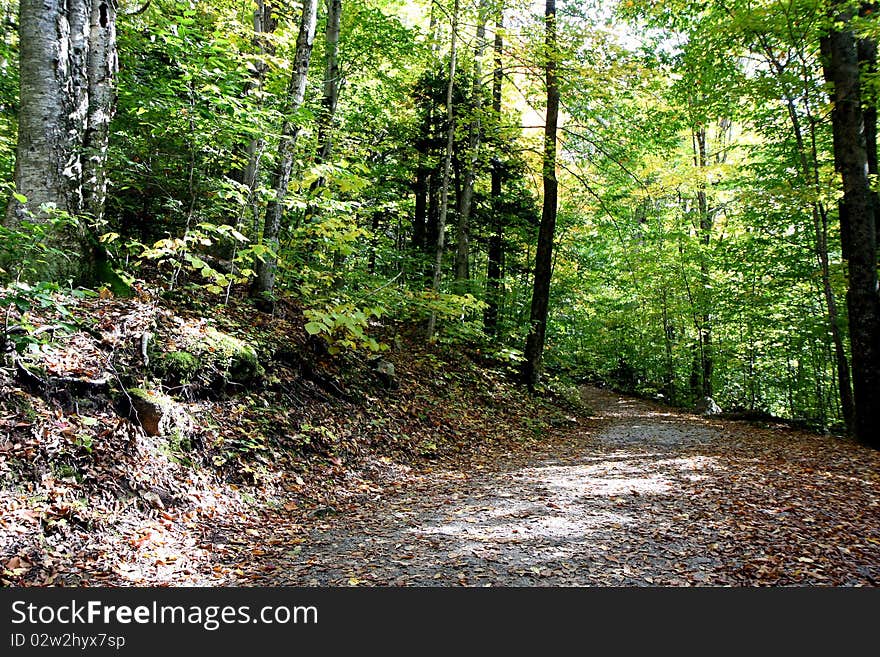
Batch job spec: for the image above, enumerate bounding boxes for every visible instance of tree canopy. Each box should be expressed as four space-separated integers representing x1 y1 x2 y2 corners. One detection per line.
1 0 878 447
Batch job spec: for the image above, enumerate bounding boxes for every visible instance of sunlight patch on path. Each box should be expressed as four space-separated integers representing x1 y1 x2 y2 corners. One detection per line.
412 452 721 550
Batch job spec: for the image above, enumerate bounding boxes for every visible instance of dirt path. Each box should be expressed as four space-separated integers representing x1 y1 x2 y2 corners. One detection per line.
227 387 880 586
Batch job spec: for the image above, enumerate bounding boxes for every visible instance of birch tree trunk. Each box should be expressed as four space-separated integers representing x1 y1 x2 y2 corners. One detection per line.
251 0 318 300
5 0 118 284
241 0 277 214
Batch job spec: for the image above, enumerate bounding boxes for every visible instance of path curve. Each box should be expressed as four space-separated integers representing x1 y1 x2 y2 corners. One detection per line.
233 387 880 586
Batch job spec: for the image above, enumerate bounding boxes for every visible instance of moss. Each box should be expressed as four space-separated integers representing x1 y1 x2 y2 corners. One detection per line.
194 327 263 384
157 350 200 384
150 323 264 391
128 387 173 408
94 256 134 298
125 387 190 437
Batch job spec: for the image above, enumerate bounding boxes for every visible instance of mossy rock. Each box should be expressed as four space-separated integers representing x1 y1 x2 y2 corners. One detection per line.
192 327 263 384
124 388 192 437
155 350 200 385
151 323 264 391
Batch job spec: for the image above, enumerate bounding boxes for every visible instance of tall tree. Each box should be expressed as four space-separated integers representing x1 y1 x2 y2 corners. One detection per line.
820 2 880 447
426 0 460 341
5 0 118 283
523 0 559 389
316 0 342 167
454 0 488 286
484 6 504 334
240 0 277 206
251 0 319 300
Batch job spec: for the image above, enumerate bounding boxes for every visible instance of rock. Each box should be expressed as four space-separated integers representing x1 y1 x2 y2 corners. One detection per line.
151 322 264 390
155 350 200 385
694 396 722 415
125 388 192 437
372 358 397 389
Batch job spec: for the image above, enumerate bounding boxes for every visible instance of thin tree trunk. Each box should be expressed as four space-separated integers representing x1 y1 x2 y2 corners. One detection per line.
454 2 488 287
661 289 676 404
82 0 118 225
299 0 343 254
523 0 559 389
781 95 857 432
484 8 504 334
821 6 880 448
412 167 428 250
426 0 460 341
251 0 318 300
316 0 341 167
241 1 277 217
693 127 713 398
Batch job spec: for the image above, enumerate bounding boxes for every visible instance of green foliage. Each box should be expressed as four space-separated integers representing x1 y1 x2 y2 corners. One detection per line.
304 302 385 354
0 0 859 433
387 289 487 344
134 221 256 295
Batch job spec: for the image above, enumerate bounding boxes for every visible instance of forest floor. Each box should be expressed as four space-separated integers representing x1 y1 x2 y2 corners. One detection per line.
227 386 880 587
1 291 879 587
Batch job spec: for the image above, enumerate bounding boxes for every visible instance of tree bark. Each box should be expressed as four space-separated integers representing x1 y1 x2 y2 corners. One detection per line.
251 0 318 299
821 6 880 448
5 0 118 284
412 167 428 250
82 0 118 225
316 0 341 166
523 0 559 389
858 3 879 244
240 0 277 215
484 9 504 335
426 0 460 341
454 2 488 288
693 127 713 398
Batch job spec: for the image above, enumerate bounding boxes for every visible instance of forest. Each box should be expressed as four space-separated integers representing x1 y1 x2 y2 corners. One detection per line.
0 0 878 589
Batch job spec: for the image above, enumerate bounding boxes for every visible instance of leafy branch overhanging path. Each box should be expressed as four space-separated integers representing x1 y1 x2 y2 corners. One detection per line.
225 387 880 587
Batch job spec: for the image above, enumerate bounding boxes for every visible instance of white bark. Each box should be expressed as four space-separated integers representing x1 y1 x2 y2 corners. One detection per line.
84 0 119 222
252 0 318 297
6 0 118 282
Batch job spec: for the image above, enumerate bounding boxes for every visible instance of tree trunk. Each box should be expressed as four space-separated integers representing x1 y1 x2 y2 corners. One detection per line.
82 0 118 225
299 0 343 241
251 0 318 300
858 3 879 244
780 94 857 433
241 0 277 226
484 9 504 335
693 127 713 398
426 0 459 341
316 0 341 167
454 2 488 288
5 0 118 284
412 167 428 250
661 289 676 404
821 6 880 448
522 0 559 389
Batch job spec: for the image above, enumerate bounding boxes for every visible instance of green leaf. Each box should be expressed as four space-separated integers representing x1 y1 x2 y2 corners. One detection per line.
305 322 325 336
